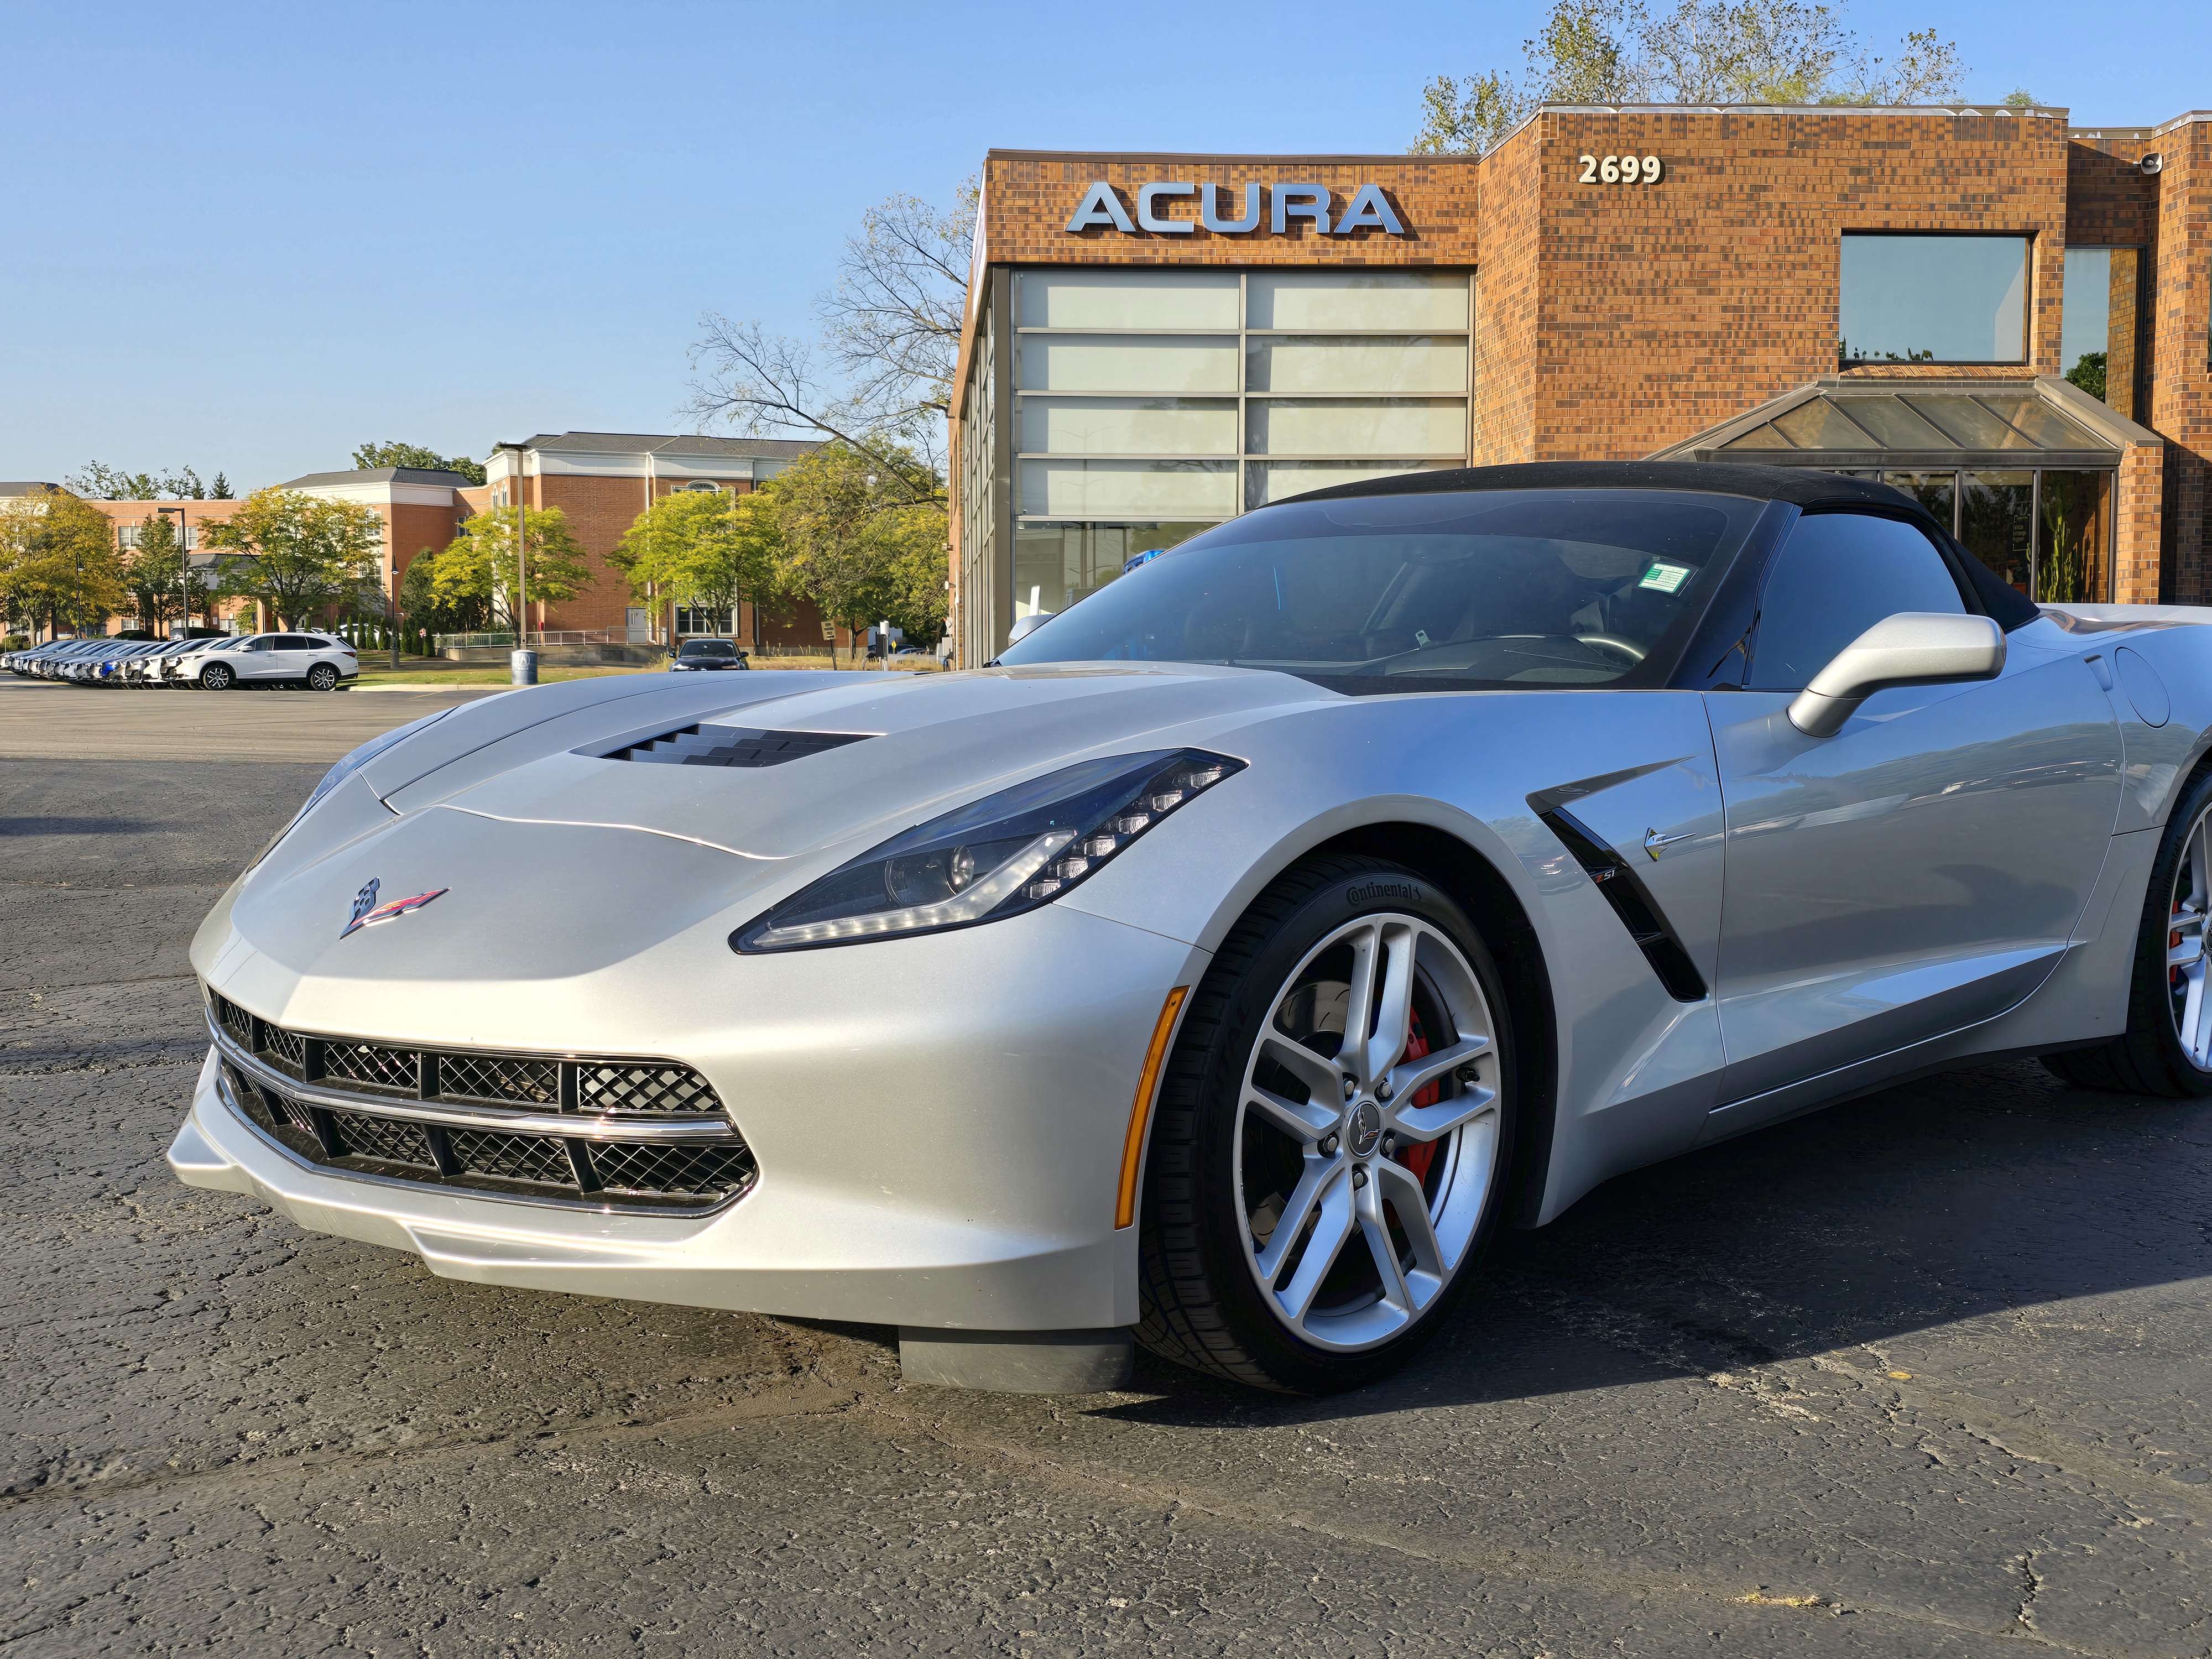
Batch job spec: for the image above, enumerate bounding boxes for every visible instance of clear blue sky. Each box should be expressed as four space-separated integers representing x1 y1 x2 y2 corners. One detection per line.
4 0 2201 491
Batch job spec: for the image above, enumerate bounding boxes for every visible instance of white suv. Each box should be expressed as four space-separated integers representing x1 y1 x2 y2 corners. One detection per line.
171 633 359 691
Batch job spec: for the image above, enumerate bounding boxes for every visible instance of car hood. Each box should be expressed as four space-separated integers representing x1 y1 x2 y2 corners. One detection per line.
201 664 1332 1018
375 663 1335 865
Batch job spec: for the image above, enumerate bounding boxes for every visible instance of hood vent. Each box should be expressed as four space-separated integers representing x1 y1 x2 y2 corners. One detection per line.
592 723 874 768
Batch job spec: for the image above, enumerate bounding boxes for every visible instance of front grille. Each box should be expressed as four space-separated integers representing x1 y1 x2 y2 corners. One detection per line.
206 990 721 1115
578 1062 716 1116
448 1129 576 1185
321 1040 420 1093
330 1112 436 1168
439 1052 560 1107
207 990 754 1211
262 1024 307 1075
591 1140 756 1197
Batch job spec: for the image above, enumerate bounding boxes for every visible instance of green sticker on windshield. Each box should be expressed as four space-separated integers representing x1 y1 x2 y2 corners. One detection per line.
1639 560 1693 594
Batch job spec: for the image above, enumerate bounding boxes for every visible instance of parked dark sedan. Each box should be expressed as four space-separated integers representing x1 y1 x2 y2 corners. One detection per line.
670 639 749 672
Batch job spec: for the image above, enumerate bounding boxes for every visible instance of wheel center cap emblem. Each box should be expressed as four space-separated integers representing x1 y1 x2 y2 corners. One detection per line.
1347 1100 1383 1158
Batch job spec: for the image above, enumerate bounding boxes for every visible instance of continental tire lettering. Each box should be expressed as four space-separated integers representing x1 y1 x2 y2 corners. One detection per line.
1346 881 1423 906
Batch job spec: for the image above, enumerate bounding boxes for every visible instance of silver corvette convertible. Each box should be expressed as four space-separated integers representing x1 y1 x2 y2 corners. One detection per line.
169 461 2212 1394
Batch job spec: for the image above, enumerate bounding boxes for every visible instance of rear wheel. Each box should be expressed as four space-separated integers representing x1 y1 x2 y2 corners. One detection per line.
199 662 234 691
2043 769 2212 1098
1137 857 1516 1392
306 662 340 691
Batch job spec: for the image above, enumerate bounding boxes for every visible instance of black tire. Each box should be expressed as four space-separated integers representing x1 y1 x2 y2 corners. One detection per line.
199 662 234 691
2042 766 2212 1098
1136 855 1519 1393
306 662 339 691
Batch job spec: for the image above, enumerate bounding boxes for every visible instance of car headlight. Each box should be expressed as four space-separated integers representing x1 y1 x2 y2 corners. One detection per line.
733 748 1244 953
251 706 460 867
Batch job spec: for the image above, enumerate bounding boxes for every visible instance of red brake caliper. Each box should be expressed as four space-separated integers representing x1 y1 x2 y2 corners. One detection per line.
1396 1014 1442 1185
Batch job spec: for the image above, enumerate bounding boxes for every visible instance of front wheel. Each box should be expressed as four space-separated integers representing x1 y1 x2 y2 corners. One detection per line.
2043 769 2212 1097
306 662 340 691
1138 856 1516 1392
199 662 234 691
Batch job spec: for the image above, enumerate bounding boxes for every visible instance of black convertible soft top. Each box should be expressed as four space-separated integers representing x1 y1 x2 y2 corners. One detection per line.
1276 459 2042 630
1282 459 1922 515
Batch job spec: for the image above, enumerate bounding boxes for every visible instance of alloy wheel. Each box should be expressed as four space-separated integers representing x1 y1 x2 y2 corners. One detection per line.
307 664 338 691
201 663 233 690
2168 801 2212 1068
1233 911 1503 1353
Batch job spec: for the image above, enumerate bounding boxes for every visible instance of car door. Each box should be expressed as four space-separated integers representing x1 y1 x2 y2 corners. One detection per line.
1705 509 2121 1124
231 635 283 680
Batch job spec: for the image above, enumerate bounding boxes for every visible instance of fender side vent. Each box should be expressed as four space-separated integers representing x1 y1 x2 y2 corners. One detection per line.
594 725 873 766
1535 806 1709 1003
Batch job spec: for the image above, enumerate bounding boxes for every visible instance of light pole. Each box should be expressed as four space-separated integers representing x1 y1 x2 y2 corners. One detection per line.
493 441 534 685
156 506 187 639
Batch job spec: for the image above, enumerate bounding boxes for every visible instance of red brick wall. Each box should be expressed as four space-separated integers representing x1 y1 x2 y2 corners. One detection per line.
1472 127 1543 464
2150 120 2211 602
1484 108 2071 465
2116 442 2166 603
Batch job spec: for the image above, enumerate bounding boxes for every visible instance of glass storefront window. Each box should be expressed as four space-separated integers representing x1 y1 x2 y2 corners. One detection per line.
1839 235 2028 364
1003 267 1472 644
1016 269 1239 331
1246 399 1467 458
1019 397 1237 456
1013 523 1210 620
2037 472 2112 603
1019 334 1239 394
1246 272 1470 331
1246 335 1468 394
1961 472 2034 592
1019 458 1237 519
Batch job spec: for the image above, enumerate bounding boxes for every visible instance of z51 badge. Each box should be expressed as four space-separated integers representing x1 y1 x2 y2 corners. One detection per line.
340 878 450 940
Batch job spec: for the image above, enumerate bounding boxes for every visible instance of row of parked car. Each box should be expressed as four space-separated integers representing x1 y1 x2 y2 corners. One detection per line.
3 632 362 690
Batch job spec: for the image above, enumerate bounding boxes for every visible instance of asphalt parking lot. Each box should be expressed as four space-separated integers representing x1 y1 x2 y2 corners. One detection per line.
4 671 2210 1657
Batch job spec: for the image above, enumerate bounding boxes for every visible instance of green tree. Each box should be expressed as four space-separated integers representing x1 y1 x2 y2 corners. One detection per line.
123 512 189 635
351 440 488 486
0 488 130 638
1412 0 1966 155
398 546 490 638
210 472 234 499
767 443 949 664
66 461 214 500
2067 351 2107 403
433 505 594 632
609 489 783 637
201 486 386 629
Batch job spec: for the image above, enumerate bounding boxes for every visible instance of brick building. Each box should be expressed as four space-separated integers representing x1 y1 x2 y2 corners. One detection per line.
950 105 2212 666
476 431 830 649
15 433 842 649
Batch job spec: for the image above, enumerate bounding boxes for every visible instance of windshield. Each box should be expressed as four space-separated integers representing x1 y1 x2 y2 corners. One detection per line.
998 488 1764 690
680 640 737 657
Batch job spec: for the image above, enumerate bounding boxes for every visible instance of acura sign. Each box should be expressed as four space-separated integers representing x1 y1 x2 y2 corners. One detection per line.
1065 180 1406 237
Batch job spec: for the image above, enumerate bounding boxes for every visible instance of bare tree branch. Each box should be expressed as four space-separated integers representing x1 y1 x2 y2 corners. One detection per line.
683 316 946 508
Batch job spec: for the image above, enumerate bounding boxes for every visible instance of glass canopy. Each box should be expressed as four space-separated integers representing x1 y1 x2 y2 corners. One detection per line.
1709 390 2115 465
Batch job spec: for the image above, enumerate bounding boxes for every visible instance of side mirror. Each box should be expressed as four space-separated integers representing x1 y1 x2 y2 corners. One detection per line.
1005 611 1055 645
1787 612 2005 737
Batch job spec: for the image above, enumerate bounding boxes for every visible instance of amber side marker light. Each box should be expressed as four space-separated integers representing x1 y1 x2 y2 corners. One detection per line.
1117 985 1190 1230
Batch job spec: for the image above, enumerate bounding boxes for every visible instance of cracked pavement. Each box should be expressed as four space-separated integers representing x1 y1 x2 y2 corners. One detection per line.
3 680 2211 1656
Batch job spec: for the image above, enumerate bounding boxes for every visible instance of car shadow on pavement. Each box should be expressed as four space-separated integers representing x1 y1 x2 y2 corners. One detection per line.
1105 1057 2211 1423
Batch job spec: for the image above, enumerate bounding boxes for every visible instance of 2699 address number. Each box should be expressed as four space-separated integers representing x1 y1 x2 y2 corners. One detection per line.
1579 154 1663 184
